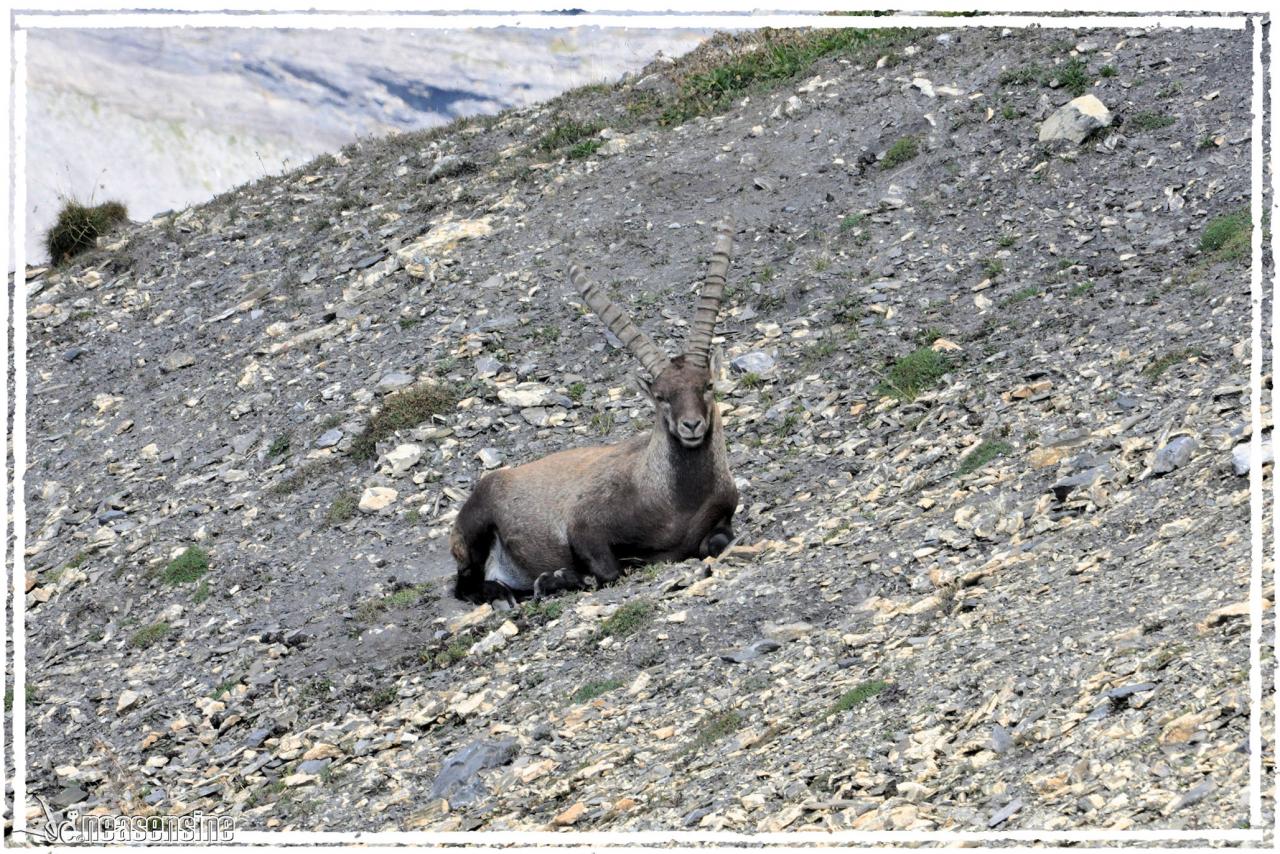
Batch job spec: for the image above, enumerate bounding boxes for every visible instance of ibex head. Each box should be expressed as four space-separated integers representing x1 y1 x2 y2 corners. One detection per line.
569 219 733 449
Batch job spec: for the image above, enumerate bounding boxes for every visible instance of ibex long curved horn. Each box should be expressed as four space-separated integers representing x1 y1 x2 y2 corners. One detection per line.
569 264 670 378
685 218 735 368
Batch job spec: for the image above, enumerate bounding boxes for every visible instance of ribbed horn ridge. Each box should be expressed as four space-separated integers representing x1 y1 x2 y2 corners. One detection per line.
686 218 734 368
569 263 670 378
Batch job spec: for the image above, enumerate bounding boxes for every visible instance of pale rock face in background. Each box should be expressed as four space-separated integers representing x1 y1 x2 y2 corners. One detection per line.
23 26 707 262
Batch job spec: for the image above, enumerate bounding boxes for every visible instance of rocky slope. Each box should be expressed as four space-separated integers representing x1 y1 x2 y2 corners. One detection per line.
15 22 1274 837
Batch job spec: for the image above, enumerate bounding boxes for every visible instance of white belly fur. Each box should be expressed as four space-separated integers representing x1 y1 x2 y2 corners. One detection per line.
484 537 533 592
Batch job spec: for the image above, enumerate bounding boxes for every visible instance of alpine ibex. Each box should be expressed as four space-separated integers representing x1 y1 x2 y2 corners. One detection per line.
451 220 740 604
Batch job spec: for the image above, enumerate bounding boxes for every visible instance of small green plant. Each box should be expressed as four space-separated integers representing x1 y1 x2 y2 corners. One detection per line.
1002 286 1042 305
1199 206 1251 264
832 294 863 323
1001 104 1017 121
955 440 1012 477
1156 82 1183 99
982 259 1005 278
828 679 889 716
1055 58 1089 97
399 316 421 330
997 231 1017 248
423 634 476 669
45 199 129 264
567 382 587 402
357 584 432 621
739 372 764 390
569 678 624 705
567 139 604 159
532 325 561 343
876 347 952 402
270 460 327 496
538 119 602 153
351 382 457 461
591 411 616 435
1099 64 1118 78
162 547 209 585
881 136 919 169
4 685 38 712
130 621 171 649
366 685 398 710
999 64 1044 86
209 678 239 700
192 579 211 604
598 601 653 639
685 710 745 754
523 598 567 623
1144 348 1201 380
266 432 291 460
839 213 866 232
1130 110 1175 131
1068 280 1096 298
327 491 359 526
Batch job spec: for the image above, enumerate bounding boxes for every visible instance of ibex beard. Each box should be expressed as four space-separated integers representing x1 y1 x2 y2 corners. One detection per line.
450 220 741 605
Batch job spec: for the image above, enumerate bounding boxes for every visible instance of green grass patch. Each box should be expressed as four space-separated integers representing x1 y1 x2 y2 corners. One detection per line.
1130 110 1175 131
192 579 211 604
597 601 654 639
876 347 952 402
1199 206 1251 264
266 431 292 460
570 678 624 705
538 119 603 153
162 546 209 585
130 621 171 649
881 136 919 169
955 440 1012 477
1055 58 1089 97
1002 285 1042 305
421 634 477 669
998 64 1044 86
828 679 889 716
659 28 910 126
567 139 604 160
270 460 328 496
357 584 433 621
983 259 1005 278
45 199 129 264
1068 280 1096 298
1143 348 1201 380
1099 64 1117 78
523 598 567 623
684 710 745 755
327 491 359 526
351 382 457 461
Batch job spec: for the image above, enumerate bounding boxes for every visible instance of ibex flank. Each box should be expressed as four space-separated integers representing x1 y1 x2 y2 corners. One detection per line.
450 220 741 604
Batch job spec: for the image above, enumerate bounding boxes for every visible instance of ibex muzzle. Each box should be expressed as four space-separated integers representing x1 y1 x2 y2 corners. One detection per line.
450 220 741 604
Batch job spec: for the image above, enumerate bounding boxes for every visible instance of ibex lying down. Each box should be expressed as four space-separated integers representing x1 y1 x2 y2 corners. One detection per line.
451 221 740 603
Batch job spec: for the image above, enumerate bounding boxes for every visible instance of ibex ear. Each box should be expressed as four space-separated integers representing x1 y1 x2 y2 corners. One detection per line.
634 371 655 402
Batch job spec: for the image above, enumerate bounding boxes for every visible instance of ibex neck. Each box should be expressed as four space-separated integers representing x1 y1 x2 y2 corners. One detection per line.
643 405 729 502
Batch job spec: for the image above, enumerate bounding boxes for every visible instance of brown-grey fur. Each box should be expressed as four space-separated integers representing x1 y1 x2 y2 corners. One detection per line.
451 222 739 603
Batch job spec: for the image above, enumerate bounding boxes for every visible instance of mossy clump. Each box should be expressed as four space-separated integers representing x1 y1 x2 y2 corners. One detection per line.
955 440 1012 477
569 678 624 705
130 621 171 649
597 601 654 639
1199 207 1251 264
876 347 952 401
351 382 457 461
881 136 919 169
45 199 129 264
659 27 910 126
685 710 745 754
1130 110 1176 131
828 679 889 716
326 491 359 526
162 546 210 585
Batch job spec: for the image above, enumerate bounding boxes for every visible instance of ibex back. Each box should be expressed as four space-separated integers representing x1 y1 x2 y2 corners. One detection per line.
450 220 740 603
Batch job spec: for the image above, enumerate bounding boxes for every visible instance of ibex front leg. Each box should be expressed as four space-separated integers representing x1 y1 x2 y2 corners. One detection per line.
568 522 622 588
